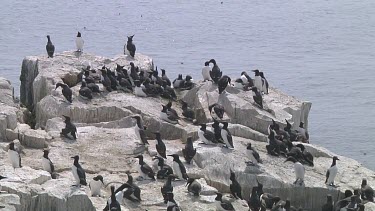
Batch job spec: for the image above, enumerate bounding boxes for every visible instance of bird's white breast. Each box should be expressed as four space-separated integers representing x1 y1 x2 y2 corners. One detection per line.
71 165 79 184
202 67 211 80
134 87 147 97
254 76 262 90
240 75 248 84
8 150 20 168
247 150 257 164
115 190 124 204
42 157 51 173
76 37 84 50
89 180 103 196
221 129 230 146
294 162 305 180
173 162 183 179
328 165 338 183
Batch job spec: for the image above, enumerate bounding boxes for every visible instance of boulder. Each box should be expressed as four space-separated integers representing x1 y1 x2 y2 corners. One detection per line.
0 77 18 140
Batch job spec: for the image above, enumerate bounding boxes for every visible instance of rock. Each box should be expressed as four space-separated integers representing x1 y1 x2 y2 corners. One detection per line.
0 78 19 140
0 194 21 211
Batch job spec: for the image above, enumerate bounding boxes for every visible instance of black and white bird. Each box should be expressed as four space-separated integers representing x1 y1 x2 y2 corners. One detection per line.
42 149 56 179
168 154 188 181
113 182 139 204
166 192 181 211
245 143 261 166
160 105 179 124
79 82 93 100
161 69 171 86
209 59 222 84
186 178 202 196
251 87 263 109
161 174 176 204
89 175 104 197
212 120 223 143
134 155 155 180
361 178 374 202
166 101 179 120
46 35 55 58
198 123 217 145
248 187 261 211
71 155 87 187
153 156 173 179
61 115 78 140
181 101 195 122
172 74 184 89
218 76 231 94
131 116 149 145
259 72 269 94
75 32 84 52
8 141 21 168
182 137 196 164
297 122 309 143
106 186 121 211
55 82 72 103
221 122 234 149
285 157 305 186
252 69 262 92
240 71 254 87
125 35 136 58
209 103 225 122
229 170 243 200
134 80 148 97
295 144 314 166
122 174 142 202
321 194 334 211
215 192 235 211
202 61 212 81
99 67 112 92
154 132 166 159
325 156 339 187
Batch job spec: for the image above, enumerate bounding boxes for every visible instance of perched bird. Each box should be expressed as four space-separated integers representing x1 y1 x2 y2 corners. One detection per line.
55 82 72 103
84 81 101 94
161 174 176 203
154 132 167 158
166 101 179 119
114 182 139 203
166 192 180 211
168 154 188 180
181 101 195 121
212 120 223 143
259 72 269 94
246 143 261 166
100 67 112 92
182 137 196 164
285 156 305 186
248 187 261 211
181 75 194 90
209 59 222 84
229 170 243 200
107 186 121 211
198 123 217 145
107 68 118 91
61 115 78 140
46 35 55 58
79 82 93 100
186 178 202 196
134 80 148 97
75 32 84 52
218 76 231 94
295 144 314 166
131 116 149 145
221 122 234 149
266 130 285 156
134 155 155 180
284 119 298 142
89 175 104 197
153 156 173 179
42 149 56 179
233 78 244 90
172 74 184 89
160 105 179 124
8 141 21 168
297 122 309 143
215 192 235 211
129 62 140 83
321 194 334 211
325 156 340 187
125 35 136 58
361 178 374 202
161 69 171 87
252 69 262 92
71 155 87 187
123 174 141 201
209 103 225 122
240 71 254 87
202 61 212 81
82 70 96 84
161 81 177 101
251 87 263 109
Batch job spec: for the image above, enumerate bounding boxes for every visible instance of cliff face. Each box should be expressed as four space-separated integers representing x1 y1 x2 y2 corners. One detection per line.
0 51 372 210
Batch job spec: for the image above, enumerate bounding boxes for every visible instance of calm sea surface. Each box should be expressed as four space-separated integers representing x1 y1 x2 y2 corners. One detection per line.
1 0 374 169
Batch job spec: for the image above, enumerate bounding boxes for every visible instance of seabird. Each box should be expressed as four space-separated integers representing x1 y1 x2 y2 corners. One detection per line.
131 116 149 145
252 69 262 92
182 137 196 164
208 103 225 122
75 32 84 52
297 122 309 143
361 178 374 202
113 182 139 203
240 71 254 87
89 175 104 197
218 75 231 94
284 119 298 142
172 74 183 89
198 123 217 145
154 132 166 158
8 141 21 168
161 81 177 100
209 59 222 84
161 69 171 86
153 156 173 179
166 192 180 211
259 72 269 94
221 122 234 149
251 87 263 109
42 149 56 179
161 174 176 203
212 120 223 143
100 67 112 92
325 156 339 187
123 173 141 201
168 154 188 181
61 115 78 140
107 68 118 91
134 155 155 180
233 78 244 90
125 35 136 58
181 101 195 122
166 101 179 119
246 143 261 166
106 186 121 211
83 70 96 84
143 78 162 96
202 61 212 81
79 82 93 100
46 35 55 58
181 75 194 90
295 144 314 166
285 156 305 186
55 82 72 103
186 178 202 196
134 80 148 97
160 105 179 124
215 192 235 211
71 155 87 187
248 187 261 211
229 170 243 200
129 62 139 83
85 81 101 93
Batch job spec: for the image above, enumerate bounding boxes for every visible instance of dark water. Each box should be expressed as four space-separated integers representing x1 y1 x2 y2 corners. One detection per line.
1 0 374 169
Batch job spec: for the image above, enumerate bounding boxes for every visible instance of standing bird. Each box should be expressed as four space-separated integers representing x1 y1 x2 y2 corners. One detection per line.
182 137 196 164
259 72 269 94
168 154 188 181
166 192 180 211
161 174 176 203
215 192 235 211
295 144 314 166
71 155 87 187
160 105 179 124
42 149 56 179
198 123 217 145
297 122 309 143
100 67 112 92
89 175 104 197
55 82 72 103
186 178 202 196
181 101 195 122
134 80 148 97
251 87 263 109
321 194 334 211
361 178 374 202
79 82 93 100
325 156 340 187
218 76 231 94
161 69 171 86
166 101 179 119
172 74 184 89
134 155 155 180
252 69 262 92
46 35 55 58
154 132 167 158
285 157 305 186
246 143 261 166
153 156 173 179
107 186 121 211
209 103 225 122
212 120 223 143
240 71 254 87
248 187 261 211
202 61 212 81
221 122 234 149
209 59 222 84
131 116 149 145
8 141 21 168
229 170 243 200
75 32 84 52
61 115 78 140
125 35 136 58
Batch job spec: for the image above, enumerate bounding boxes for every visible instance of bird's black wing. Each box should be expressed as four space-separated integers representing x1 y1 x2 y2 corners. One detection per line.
226 130 234 148
114 183 127 194
49 159 55 173
156 143 166 158
325 169 330 183
139 129 149 145
221 201 235 210
76 164 87 185
252 149 261 163
141 163 155 179
204 130 217 143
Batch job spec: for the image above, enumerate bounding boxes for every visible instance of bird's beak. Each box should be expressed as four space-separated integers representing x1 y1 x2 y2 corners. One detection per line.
70 156 75 159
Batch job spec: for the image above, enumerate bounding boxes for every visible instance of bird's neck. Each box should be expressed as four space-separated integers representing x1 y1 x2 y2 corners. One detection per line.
331 160 336 167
